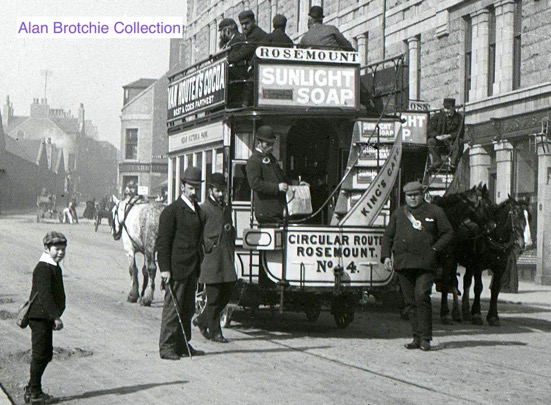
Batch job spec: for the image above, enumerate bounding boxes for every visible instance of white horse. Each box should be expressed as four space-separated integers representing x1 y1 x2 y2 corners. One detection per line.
111 196 164 306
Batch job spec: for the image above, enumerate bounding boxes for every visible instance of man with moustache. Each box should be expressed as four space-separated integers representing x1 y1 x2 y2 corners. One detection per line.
157 166 206 360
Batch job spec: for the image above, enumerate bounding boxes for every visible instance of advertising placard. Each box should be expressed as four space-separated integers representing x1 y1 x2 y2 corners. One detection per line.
168 121 224 153
167 58 227 120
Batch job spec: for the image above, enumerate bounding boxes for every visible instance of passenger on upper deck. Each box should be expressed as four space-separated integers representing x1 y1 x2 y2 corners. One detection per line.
218 18 247 64
427 98 465 171
299 6 355 51
245 126 288 225
265 14 293 47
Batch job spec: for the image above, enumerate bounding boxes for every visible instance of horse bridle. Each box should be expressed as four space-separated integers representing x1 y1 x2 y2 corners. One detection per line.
112 197 138 241
485 204 525 252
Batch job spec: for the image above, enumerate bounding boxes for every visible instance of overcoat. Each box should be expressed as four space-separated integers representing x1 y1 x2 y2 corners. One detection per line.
245 149 286 221
199 198 237 284
381 202 454 271
28 254 66 320
156 197 206 281
265 28 293 47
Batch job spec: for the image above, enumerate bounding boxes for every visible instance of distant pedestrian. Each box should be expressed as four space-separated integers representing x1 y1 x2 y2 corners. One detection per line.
24 231 67 405
265 14 293 47
381 181 453 351
193 173 237 343
156 166 206 360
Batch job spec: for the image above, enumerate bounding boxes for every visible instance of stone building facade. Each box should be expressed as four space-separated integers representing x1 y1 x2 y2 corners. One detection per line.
175 0 551 284
119 78 169 199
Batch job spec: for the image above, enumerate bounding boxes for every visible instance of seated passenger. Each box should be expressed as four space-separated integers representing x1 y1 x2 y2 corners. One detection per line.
427 98 465 170
265 14 293 47
299 6 355 51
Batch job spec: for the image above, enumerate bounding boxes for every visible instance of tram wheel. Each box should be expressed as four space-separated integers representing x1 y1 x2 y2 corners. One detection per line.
304 298 321 322
331 295 355 329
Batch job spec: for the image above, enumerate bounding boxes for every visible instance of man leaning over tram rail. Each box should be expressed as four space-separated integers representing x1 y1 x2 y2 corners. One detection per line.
245 125 288 225
381 181 453 352
427 98 465 171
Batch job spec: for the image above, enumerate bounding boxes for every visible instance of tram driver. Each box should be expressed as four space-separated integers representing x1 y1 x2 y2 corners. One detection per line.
427 98 465 171
245 125 288 225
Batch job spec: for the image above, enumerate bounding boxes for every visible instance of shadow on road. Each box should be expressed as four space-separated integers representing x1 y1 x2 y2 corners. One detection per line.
436 340 527 350
55 380 186 403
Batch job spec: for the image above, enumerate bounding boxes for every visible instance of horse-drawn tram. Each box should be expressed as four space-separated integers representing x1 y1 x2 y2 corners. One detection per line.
166 46 430 328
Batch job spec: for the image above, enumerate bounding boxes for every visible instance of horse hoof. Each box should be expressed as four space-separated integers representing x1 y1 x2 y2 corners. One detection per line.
471 316 483 325
141 299 152 307
452 312 462 322
462 312 471 322
487 318 500 327
441 316 453 325
127 295 138 303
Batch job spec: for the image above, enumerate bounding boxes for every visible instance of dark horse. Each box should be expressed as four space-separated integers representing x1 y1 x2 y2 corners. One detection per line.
433 183 496 324
459 196 532 326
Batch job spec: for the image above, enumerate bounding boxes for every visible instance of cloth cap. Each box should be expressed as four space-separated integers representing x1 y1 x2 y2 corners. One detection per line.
43 231 67 246
443 98 456 108
273 14 287 28
182 166 203 185
256 126 276 143
308 6 324 19
219 18 237 31
208 172 226 189
238 10 255 22
403 181 424 193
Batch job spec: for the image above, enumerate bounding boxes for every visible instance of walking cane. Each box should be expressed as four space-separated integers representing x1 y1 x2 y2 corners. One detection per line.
166 282 193 360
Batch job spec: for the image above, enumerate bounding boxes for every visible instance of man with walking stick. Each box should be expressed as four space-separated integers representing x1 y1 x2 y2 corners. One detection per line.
157 166 206 360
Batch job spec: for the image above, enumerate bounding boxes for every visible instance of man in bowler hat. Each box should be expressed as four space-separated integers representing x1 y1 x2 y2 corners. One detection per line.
300 5 354 51
193 173 237 343
381 181 453 351
157 166 206 360
427 98 465 170
245 125 288 224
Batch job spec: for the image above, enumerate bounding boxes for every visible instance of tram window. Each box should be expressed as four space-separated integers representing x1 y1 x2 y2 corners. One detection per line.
232 162 251 202
206 150 213 175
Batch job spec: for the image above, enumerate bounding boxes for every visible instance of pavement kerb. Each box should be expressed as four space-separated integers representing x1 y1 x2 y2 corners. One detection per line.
0 383 14 405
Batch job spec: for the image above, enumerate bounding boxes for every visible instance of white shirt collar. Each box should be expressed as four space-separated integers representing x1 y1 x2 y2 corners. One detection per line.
39 252 58 266
180 194 196 211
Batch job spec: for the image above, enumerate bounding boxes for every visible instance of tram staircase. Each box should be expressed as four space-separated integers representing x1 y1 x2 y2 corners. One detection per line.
422 149 469 198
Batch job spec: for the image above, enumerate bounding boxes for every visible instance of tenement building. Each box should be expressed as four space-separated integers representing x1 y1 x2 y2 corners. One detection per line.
173 0 551 284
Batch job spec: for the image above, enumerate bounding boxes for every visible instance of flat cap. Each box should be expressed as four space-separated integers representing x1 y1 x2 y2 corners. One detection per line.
207 172 226 189
403 181 424 193
182 166 203 185
443 98 456 107
43 231 67 246
218 18 237 31
308 6 324 19
256 125 276 143
273 14 287 28
238 10 255 21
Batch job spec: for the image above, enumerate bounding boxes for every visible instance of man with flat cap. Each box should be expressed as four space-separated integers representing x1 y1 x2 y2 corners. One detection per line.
193 172 237 343
245 125 288 224
157 166 207 360
265 14 293 47
381 181 453 351
300 5 354 51
427 98 465 170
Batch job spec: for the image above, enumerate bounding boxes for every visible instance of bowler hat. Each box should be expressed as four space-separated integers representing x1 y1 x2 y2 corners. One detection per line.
238 10 255 22
403 181 424 194
208 172 226 189
43 231 67 246
308 6 324 19
256 126 276 143
273 14 287 28
443 98 456 108
182 166 203 185
219 18 237 31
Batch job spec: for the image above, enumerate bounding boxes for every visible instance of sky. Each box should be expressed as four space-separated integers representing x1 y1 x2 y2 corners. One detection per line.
0 0 188 149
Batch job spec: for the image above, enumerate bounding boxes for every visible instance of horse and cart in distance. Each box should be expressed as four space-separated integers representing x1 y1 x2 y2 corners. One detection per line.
36 188 57 222
109 44 533 331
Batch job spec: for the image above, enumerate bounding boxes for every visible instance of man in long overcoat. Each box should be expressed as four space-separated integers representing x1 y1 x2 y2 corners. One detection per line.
245 125 288 224
156 166 206 360
193 173 237 343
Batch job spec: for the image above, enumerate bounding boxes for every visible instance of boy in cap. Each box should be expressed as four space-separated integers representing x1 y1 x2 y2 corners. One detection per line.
193 173 237 343
265 14 293 47
427 98 465 170
245 125 288 224
381 181 453 351
157 166 207 359
24 232 67 404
